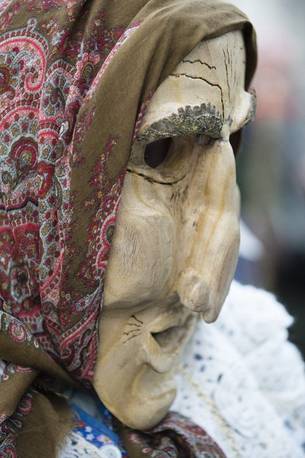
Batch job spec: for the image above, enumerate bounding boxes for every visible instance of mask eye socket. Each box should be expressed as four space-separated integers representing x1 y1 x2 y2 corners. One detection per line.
230 130 242 156
144 138 172 168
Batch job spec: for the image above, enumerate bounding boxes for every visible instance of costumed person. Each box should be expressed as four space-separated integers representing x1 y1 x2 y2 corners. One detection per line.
1 1 305 457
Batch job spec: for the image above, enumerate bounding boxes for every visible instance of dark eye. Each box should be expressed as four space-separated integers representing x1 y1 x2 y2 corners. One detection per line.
230 130 242 156
144 137 172 168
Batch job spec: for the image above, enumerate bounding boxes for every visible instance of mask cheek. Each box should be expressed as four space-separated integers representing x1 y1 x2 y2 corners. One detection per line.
104 199 176 308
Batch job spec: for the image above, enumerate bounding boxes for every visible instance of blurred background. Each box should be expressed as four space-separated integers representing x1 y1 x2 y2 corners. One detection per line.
232 0 305 356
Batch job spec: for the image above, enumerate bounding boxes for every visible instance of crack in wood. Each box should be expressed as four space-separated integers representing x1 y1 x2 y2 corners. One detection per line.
223 48 231 103
123 330 141 336
123 332 141 344
170 72 225 119
128 322 142 328
122 315 144 344
131 315 144 325
182 58 216 70
227 47 234 94
123 330 141 343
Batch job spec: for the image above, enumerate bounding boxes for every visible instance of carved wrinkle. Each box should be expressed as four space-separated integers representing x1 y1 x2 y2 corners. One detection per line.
127 168 187 186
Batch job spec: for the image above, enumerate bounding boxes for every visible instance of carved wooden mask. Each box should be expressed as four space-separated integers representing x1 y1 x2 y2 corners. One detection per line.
93 30 256 430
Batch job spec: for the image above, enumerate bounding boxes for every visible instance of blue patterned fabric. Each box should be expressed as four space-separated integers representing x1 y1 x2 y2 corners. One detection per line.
69 392 127 456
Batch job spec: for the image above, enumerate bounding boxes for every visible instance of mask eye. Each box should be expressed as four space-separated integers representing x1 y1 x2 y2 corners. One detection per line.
144 138 172 168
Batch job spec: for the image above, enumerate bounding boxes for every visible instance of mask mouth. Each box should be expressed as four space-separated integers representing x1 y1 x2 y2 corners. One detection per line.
151 315 195 350
146 312 197 373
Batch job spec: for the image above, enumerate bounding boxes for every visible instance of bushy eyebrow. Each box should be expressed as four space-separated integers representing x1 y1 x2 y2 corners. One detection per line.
137 102 224 144
244 89 257 126
137 89 256 145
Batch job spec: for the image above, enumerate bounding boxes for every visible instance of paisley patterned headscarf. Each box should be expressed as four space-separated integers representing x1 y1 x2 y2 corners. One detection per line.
0 0 256 455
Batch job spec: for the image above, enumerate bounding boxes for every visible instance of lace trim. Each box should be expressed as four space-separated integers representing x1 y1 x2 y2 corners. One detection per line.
173 281 305 457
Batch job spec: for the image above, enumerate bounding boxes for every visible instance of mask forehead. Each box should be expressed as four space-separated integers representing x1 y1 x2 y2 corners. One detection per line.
137 30 252 146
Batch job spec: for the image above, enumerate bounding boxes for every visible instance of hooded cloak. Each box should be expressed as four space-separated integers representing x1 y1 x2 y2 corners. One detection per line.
0 0 256 455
